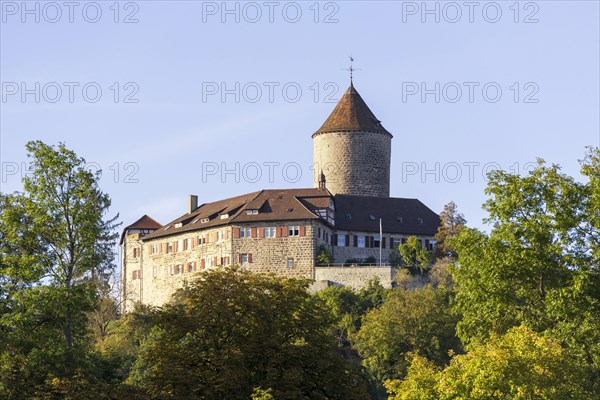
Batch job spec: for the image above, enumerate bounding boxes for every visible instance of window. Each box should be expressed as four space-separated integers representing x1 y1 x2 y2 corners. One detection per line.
246 209 258 215
170 264 182 275
417 218 424 224
337 234 346 247
153 266 157 278
218 230 225 241
264 227 276 238
241 254 249 265
132 270 140 280
288 226 299 237
374 235 381 248
287 258 294 268
181 238 189 250
174 222 182 228
132 248 139 258
200 218 209 223
240 227 251 238
357 235 366 248
164 225 171 231
151 244 159 254
396 216 403 223
187 262 195 273
198 234 206 245
369 215 376 221
346 213 352 220
220 213 229 219
167 242 173 253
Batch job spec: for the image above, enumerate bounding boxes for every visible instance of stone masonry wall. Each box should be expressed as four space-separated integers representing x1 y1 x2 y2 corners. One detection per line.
313 131 391 197
330 231 435 265
122 221 332 311
314 266 396 290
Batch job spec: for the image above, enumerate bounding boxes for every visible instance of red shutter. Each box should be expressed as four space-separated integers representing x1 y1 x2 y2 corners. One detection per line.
333 234 338 246
193 261 197 271
239 254 243 264
382 237 387 249
201 259 205 269
258 228 265 238
354 235 358 247
282 226 288 237
214 256 217 266
225 230 229 240
299 226 306 236
345 234 350 246
250 227 257 238
233 228 240 238
248 253 253 263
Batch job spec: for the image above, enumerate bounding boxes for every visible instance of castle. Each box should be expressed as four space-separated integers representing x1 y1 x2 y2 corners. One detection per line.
120 82 440 311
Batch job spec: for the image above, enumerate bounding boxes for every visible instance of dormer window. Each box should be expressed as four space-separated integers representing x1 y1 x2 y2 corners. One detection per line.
220 213 229 219
417 218 423 224
192 218 199 224
396 217 403 223
287 208 294 213
164 225 171 231
346 213 352 220
174 222 182 228
200 218 210 224
369 215 376 221
246 209 258 215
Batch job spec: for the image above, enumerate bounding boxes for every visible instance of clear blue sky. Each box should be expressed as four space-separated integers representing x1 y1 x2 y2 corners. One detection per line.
1 0 599 232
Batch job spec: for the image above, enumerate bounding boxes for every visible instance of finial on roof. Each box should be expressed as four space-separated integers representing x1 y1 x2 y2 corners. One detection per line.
343 56 360 85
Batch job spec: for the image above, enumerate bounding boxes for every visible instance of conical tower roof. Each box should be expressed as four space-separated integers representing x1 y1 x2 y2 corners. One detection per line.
312 82 392 138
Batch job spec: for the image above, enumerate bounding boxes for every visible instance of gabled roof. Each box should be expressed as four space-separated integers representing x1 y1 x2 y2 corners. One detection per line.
120 214 162 244
334 194 440 236
313 83 392 137
124 214 162 230
141 188 333 241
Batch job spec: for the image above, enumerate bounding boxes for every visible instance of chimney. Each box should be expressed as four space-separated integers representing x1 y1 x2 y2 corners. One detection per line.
188 195 198 214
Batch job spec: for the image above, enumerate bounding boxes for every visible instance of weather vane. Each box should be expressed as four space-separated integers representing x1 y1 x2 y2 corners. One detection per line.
343 56 361 83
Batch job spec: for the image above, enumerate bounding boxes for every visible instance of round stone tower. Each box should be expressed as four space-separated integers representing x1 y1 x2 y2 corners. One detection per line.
312 82 392 197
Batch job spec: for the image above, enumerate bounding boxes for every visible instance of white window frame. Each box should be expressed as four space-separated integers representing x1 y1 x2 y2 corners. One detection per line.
357 235 366 248
337 234 346 247
240 227 251 238
241 254 249 265
264 227 275 238
287 258 294 268
288 225 299 237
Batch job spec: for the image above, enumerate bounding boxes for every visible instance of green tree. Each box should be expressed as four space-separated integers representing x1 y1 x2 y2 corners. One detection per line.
0 141 120 397
316 244 333 264
398 236 432 274
352 286 462 386
433 201 466 258
388 326 591 400
450 149 600 394
129 268 369 400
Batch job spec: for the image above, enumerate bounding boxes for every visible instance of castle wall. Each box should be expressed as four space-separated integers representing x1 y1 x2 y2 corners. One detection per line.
122 221 335 311
329 230 435 265
313 131 391 197
313 266 396 290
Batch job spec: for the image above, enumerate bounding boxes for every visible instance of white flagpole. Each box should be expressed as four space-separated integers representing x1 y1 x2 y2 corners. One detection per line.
379 218 382 266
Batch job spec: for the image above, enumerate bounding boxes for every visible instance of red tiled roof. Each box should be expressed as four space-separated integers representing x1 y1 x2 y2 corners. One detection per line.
124 214 162 230
313 83 392 137
141 188 333 240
